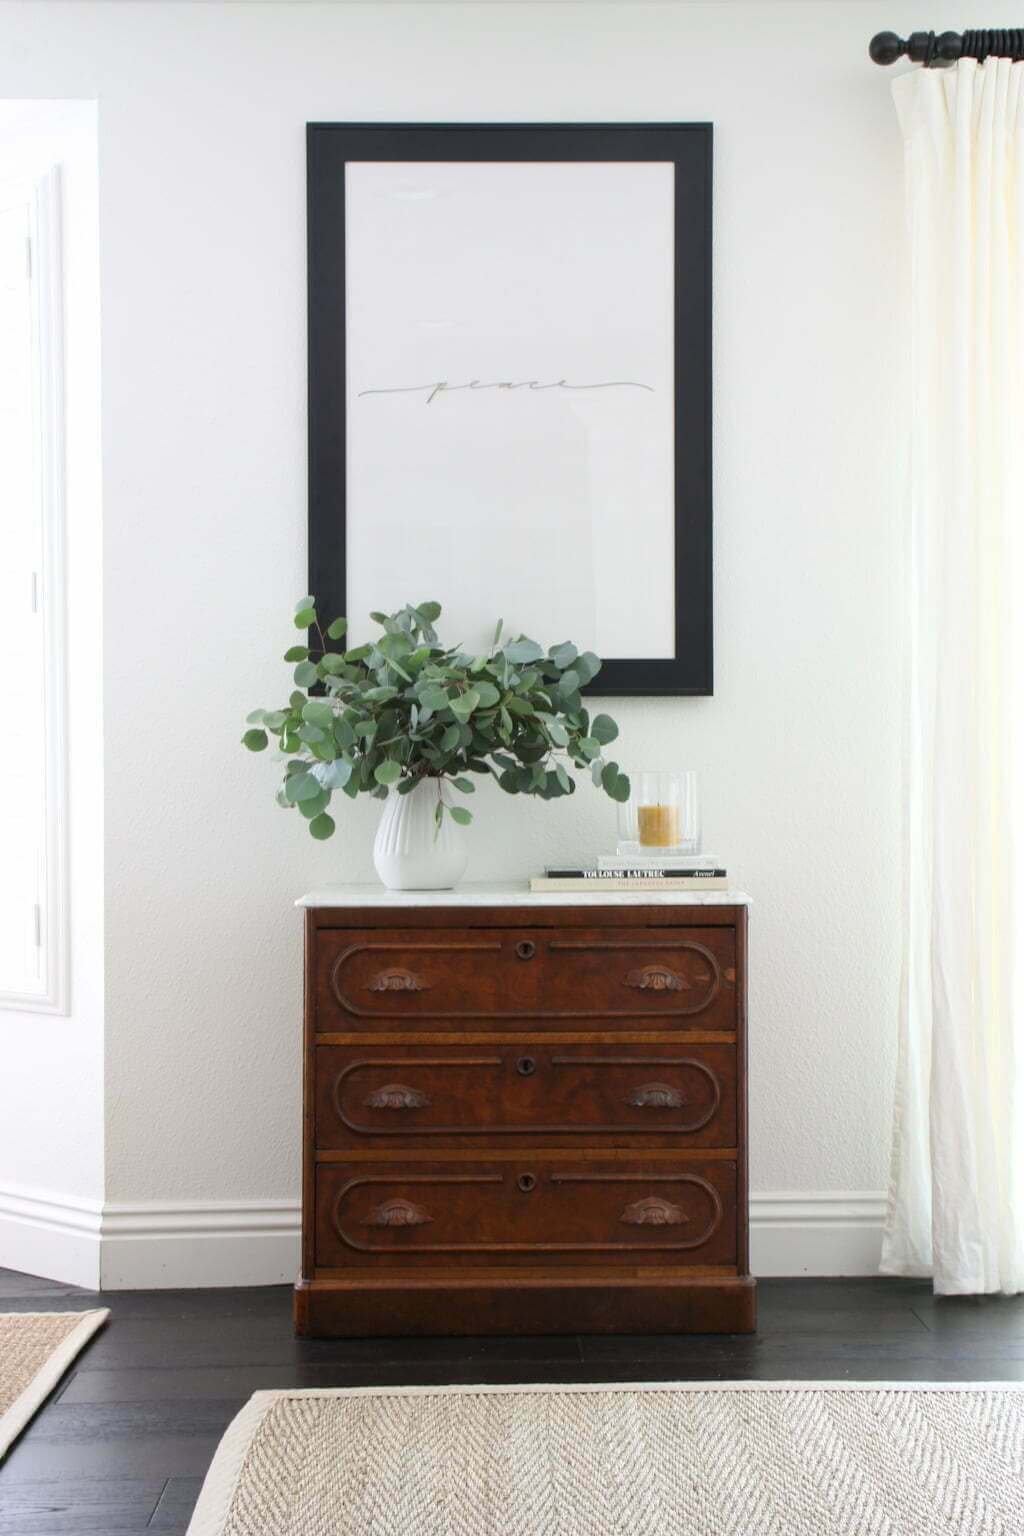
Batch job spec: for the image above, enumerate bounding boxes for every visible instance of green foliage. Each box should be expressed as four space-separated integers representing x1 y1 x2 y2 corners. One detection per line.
242 600 629 840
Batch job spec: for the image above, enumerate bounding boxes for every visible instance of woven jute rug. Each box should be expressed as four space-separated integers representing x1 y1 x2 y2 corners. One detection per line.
187 1380 1024 1535
0 1310 109 1458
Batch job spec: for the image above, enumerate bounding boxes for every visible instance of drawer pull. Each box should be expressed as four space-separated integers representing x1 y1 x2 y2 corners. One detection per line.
516 1055 537 1077
516 1172 537 1193
627 1082 686 1110
624 964 687 993
515 939 536 960
620 1195 688 1227
364 1083 430 1111
366 967 430 994
365 1198 432 1228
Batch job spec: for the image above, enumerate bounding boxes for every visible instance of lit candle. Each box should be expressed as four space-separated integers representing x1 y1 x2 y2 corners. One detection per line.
637 803 680 848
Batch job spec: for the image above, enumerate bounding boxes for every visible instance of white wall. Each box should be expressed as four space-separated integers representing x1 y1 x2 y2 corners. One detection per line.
2 0 995 1284
0 100 104 1288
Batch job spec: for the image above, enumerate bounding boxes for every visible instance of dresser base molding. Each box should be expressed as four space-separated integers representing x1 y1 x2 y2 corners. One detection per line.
294 1273 756 1337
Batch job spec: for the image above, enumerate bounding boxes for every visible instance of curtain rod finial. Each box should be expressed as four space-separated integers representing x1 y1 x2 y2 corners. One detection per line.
870 31 906 65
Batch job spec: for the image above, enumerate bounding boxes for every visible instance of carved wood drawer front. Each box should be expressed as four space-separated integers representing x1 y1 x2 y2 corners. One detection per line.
315 1159 737 1270
315 1044 737 1150
316 926 737 1031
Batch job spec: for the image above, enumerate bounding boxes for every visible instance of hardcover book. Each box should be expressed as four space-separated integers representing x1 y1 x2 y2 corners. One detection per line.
531 874 728 892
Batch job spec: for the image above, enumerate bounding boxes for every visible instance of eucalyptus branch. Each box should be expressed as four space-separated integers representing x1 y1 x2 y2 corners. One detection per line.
243 599 629 840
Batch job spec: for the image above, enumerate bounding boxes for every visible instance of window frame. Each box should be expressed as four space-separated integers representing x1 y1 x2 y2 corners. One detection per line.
0 167 69 1015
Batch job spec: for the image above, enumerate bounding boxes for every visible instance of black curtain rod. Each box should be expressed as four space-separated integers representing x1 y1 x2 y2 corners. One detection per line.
870 29 1024 65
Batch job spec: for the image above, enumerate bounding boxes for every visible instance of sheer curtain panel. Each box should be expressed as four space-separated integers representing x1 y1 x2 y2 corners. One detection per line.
882 58 1024 1294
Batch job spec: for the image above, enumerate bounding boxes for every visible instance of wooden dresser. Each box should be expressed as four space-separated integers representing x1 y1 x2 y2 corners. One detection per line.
295 884 755 1336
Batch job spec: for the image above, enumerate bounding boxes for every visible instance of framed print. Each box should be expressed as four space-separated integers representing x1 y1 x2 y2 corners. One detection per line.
307 123 712 695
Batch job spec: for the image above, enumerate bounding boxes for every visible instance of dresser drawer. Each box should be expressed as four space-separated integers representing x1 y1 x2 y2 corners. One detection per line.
316 926 737 1031
315 1043 737 1150
316 1158 736 1270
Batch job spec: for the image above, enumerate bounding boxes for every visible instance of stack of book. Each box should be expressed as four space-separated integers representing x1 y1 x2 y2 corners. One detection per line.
530 856 728 893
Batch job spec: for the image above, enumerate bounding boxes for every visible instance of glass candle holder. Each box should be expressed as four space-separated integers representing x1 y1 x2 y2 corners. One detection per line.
616 771 700 857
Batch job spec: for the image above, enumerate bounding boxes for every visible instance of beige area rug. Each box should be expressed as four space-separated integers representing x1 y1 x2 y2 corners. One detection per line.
0 1310 109 1458
187 1379 1024 1536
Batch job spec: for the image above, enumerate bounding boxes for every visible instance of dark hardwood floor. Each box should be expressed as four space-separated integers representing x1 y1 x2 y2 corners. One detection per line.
2 1266 1023 1534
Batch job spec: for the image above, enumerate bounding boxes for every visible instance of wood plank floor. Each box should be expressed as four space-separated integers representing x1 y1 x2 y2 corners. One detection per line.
2 1266 1023 1533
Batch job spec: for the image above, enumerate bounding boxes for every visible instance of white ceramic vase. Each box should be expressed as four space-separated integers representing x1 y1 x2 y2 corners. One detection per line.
372 777 468 891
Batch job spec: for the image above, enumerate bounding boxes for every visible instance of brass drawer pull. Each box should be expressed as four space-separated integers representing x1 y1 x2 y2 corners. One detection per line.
364 1083 430 1110
624 964 686 993
628 1082 686 1110
366 967 430 993
515 940 536 960
620 1195 688 1227
365 1198 433 1228
516 1055 537 1077
517 1172 537 1193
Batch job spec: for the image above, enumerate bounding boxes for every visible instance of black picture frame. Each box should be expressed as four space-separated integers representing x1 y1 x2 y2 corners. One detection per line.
307 122 713 697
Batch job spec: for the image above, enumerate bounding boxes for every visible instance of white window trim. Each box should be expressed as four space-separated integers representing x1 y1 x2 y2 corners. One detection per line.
0 167 69 1015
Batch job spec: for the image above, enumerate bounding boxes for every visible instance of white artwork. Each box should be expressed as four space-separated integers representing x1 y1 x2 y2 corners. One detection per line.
343 160 676 659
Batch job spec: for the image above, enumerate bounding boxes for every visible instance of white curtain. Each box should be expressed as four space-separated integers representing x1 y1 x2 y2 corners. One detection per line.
881 58 1024 1295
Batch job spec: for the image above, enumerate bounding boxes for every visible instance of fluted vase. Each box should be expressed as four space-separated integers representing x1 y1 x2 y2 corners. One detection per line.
372 777 468 891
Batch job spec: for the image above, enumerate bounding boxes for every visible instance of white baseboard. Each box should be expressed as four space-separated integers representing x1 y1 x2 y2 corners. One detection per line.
0 1186 887 1290
98 1200 300 1289
0 1186 296 1291
0 1184 102 1290
750 1191 886 1277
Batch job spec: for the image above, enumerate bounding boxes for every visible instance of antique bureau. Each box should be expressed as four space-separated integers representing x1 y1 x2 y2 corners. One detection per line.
295 883 755 1336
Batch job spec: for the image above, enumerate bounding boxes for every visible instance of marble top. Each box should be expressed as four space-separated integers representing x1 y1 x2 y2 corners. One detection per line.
296 881 751 909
